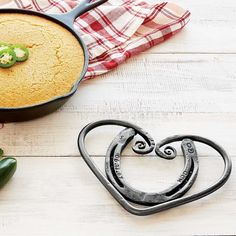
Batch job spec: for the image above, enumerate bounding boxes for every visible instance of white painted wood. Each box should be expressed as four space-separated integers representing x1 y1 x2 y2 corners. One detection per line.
1 54 236 156
0 0 236 235
147 0 236 53
0 156 234 236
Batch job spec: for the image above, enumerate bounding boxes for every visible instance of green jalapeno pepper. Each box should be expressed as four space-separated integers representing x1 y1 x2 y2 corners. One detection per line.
0 41 10 52
0 48 16 68
11 44 29 62
0 148 17 189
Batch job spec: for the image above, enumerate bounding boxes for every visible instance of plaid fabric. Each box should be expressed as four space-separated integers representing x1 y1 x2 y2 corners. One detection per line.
0 0 190 80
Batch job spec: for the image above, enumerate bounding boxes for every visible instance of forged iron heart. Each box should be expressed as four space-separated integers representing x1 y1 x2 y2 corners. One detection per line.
78 120 232 216
0 148 17 188
105 129 199 206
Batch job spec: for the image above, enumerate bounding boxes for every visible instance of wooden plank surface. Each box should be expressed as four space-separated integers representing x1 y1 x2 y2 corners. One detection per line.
0 156 235 236
1 54 236 156
147 0 236 53
0 0 236 235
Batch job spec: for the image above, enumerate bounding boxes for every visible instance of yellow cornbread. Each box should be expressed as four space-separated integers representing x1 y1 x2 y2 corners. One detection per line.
0 13 84 108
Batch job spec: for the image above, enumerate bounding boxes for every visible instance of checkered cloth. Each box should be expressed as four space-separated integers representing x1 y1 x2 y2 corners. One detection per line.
0 0 190 80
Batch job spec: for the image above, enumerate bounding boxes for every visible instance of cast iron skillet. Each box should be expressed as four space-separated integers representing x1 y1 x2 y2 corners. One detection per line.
0 0 107 122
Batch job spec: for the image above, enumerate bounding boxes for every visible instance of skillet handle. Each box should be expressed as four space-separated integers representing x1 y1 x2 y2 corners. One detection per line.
50 0 108 27
68 0 108 19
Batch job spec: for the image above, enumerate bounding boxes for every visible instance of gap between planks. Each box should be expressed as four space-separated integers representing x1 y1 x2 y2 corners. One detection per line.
3 155 236 158
142 52 236 55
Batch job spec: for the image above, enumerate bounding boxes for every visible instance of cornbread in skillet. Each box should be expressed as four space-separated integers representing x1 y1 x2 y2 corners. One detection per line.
0 13 84 108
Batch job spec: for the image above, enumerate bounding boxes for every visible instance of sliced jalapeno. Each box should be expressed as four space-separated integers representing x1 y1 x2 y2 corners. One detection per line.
0 48 16 68
0 41 10 52
11 44 29 62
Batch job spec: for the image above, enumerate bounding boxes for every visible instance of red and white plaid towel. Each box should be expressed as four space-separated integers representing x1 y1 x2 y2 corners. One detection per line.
0 0 190 80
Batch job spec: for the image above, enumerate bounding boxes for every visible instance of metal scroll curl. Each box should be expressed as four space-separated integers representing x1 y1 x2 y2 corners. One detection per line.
78 120 232 216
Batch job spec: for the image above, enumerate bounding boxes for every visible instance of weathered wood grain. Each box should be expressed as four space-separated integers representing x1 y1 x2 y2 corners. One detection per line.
0 54 235 156
0 156 234 236
0 0 235 235
147 0 236 53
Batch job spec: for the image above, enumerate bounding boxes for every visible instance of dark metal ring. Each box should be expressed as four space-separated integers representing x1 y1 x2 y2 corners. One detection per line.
78 120 232 216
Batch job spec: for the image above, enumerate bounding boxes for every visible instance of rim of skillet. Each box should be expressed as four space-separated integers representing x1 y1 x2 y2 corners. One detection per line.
0 8 89 111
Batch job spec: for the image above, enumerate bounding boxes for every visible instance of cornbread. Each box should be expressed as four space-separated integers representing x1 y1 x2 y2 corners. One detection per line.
0 13 84 107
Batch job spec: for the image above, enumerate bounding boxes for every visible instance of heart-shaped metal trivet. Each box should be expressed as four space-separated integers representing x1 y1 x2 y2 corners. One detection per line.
78 120 232 216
